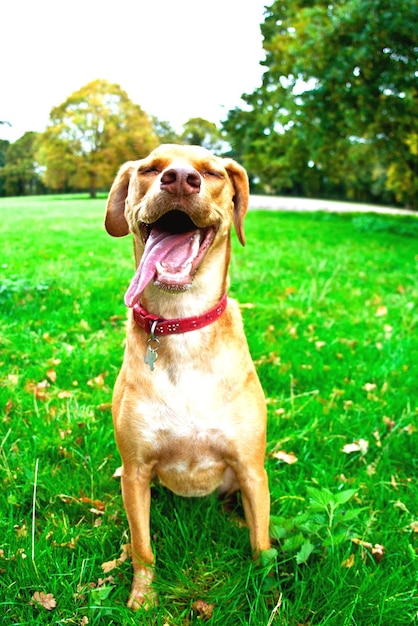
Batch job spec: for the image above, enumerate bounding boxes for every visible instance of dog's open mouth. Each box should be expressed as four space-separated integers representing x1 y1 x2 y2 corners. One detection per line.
124 211 217 307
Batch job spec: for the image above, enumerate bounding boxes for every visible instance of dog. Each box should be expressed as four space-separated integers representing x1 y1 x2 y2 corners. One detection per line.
105 144 270 609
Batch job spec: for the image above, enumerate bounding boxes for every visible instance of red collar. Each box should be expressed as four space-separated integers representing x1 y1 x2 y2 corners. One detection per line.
132 292 228 336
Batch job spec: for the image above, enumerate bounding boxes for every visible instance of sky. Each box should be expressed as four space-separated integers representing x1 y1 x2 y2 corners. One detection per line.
1 0 269 143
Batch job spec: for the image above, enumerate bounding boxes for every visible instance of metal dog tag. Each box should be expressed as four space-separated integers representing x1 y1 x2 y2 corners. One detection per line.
144 321 159 371
144 344 158 371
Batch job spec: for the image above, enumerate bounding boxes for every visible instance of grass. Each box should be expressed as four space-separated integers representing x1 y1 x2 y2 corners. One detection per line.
0 194 417 625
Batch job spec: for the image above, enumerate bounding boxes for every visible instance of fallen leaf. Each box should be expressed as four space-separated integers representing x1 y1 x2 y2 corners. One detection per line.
101 544 131 573
80 617 89 625
30 591 57 610
342 439 369 455
390 475 399 491
90 507 105 516
341 553 355 568
47 357 61 366
352 538 385 563
409 521 418 533
57 390 71 399
46 369 57 383
79 319 91 331
192 600 215 620
383 416 395 431
274 408 286 416
5 397 13 415
79 496 106 511
59 429 72 440
271 450 298 465
339 338 358 349
14 522 27 538
371 544 385 563
362 382 376 392
366 463 377 475
25 380 49 400
87 373 106 388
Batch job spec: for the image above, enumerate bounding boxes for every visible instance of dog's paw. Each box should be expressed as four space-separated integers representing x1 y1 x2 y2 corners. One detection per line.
127 570 157 611
127 589 158 611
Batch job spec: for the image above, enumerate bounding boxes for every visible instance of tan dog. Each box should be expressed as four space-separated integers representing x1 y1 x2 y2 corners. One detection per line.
105 144 270 609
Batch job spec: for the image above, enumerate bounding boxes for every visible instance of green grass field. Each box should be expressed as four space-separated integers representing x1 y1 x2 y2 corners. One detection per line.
0 195 417 625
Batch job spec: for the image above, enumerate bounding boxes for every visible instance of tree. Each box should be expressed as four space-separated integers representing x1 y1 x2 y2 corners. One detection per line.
181 118 226 153
36 79 158 197
0 132 44 196
152 117 180 144
224 0 418 207
0 139 10 196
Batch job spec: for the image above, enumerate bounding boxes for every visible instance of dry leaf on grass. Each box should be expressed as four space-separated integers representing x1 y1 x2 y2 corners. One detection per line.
271 450 299 464
87 373 107 388
342 439 369 455
341 553 355 568
46 369 57 383
192 599 215 620
30 591 57 610
57 390 71 399
101 543 131 573
25 379 49 400
362 382 376 392
352 538 385 563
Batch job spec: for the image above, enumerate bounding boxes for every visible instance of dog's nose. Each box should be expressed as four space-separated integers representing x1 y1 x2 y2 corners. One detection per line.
160 166 201 195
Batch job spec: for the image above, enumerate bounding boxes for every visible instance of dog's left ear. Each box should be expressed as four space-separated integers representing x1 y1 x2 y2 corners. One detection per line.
105 161 136 237
223 159 249 246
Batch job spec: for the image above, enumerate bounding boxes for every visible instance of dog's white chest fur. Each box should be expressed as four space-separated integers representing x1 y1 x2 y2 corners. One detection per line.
132 369 237 497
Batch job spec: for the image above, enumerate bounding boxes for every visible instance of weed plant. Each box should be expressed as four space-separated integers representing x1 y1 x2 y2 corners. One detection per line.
0 196 417 625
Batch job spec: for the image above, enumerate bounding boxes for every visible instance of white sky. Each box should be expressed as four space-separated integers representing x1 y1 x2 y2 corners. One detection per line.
1 0 269 143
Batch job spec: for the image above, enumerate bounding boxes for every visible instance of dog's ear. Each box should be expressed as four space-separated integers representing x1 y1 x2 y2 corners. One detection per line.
105 161 136 237
223 159 249 246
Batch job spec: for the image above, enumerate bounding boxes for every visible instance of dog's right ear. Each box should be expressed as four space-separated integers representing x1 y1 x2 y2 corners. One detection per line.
105 161 136 237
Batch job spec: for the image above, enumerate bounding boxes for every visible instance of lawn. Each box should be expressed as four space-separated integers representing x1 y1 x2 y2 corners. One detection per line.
0 195 417 625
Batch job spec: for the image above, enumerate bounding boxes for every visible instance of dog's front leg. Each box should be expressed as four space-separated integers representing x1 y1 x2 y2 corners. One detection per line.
121 464 157 610
238 464 271 556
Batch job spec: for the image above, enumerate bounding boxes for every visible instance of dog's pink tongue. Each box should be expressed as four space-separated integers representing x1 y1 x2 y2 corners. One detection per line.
124 228 198 307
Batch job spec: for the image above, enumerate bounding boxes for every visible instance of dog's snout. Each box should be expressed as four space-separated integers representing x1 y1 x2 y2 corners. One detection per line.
160 166 201 196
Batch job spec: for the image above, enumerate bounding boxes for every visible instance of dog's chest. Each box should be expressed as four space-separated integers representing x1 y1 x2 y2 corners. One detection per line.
136 378 235 450
131 370 237 496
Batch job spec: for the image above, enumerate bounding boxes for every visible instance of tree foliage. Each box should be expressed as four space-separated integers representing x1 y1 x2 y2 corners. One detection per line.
0 132 44 196
36 79 158 197
0 139 9 196
224 0 418 207
180 117 225 153
152 116 226 153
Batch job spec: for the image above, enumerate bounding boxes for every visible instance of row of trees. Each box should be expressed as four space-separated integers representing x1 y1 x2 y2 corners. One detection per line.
1 0 417 207
224 0 417 208
0 80 223 198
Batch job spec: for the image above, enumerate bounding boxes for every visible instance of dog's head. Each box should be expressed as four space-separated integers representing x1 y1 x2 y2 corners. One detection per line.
105 144 249 307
